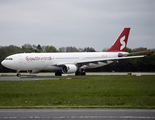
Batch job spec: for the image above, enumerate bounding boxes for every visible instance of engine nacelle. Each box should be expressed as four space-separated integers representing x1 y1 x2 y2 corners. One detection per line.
118 53 123 57
27 70 40 74
62 64 77 74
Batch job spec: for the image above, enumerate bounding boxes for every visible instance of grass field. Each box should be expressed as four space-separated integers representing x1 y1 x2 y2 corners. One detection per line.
0 75 155 108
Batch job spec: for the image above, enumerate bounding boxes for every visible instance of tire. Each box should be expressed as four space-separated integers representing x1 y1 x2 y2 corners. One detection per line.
75 71 86 76
75 71 80 76
55 71 62 76
16 73 21 77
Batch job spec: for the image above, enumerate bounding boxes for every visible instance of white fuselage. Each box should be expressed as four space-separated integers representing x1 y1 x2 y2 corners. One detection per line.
1 52 126 71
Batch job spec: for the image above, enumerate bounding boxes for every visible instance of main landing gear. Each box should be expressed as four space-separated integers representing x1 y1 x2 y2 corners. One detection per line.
55 70 86 76
55 71 62 76
75 70 86 76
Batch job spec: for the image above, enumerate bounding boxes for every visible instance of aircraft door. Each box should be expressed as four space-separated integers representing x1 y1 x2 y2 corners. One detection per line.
18 55 23 64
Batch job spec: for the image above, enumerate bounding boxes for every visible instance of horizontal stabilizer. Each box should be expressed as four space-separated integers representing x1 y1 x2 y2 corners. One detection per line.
146 51 154 56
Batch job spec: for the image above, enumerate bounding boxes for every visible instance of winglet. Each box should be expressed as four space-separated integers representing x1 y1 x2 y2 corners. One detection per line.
106 28 130 52
146 51 154 56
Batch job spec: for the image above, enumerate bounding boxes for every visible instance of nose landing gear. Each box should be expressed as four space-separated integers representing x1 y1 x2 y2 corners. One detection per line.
16 70 21 77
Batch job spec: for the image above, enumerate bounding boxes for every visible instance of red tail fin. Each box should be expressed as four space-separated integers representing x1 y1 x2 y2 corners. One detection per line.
106 28 130 52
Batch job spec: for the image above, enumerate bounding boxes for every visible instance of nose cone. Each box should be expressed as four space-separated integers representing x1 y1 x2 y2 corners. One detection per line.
1 60 12 69
1 60 6 67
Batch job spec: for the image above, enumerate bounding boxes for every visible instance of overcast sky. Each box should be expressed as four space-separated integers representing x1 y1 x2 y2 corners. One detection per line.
0 0 155 51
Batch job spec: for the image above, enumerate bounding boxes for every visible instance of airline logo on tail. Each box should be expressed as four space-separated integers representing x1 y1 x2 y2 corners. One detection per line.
106 28 130 52
120 36 126 50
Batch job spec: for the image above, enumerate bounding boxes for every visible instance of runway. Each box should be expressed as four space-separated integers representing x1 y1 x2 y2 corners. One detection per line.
0 109 155 120
1 72 155 76
0 72 155 81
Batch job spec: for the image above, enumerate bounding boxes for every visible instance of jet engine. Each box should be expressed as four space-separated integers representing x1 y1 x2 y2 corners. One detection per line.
27 70 40 74
118 53 123 57
62 64 77 74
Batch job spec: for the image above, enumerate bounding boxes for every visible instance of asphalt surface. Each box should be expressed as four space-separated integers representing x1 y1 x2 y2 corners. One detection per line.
0 109 155 120
0 72 155 81
0 77 59 81
1 72 155 76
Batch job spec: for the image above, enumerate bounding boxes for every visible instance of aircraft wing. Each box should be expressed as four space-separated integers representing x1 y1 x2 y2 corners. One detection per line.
77 51 154 64
77 55 145 64
56 55 144 66
56 51 153 66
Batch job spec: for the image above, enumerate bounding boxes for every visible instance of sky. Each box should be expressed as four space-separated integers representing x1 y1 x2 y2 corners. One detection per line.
0 0 155 51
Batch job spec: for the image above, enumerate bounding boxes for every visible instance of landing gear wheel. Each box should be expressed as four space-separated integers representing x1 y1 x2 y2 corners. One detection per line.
16 73 21 77
55 71 62 76
75 71 81 76
75 71 86 76
81 72 86 75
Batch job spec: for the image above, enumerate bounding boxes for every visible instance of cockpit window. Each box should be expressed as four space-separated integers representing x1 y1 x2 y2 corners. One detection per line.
5 58 13 60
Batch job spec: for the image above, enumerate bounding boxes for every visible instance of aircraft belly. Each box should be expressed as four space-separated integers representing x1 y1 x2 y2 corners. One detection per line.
44 65 61 71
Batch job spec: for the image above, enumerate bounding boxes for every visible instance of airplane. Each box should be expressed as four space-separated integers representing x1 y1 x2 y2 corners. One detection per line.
1 28 153 77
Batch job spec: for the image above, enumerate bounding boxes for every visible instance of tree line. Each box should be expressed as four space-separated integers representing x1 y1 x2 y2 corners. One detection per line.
0 44 155 72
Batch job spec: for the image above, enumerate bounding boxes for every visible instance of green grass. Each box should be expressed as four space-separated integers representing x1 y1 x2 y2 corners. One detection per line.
0 75 155 108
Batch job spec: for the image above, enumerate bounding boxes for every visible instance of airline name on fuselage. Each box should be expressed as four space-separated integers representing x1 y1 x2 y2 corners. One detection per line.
26 56 52 61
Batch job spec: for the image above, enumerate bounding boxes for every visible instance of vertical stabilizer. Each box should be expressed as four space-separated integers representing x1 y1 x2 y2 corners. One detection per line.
106 28 130 52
